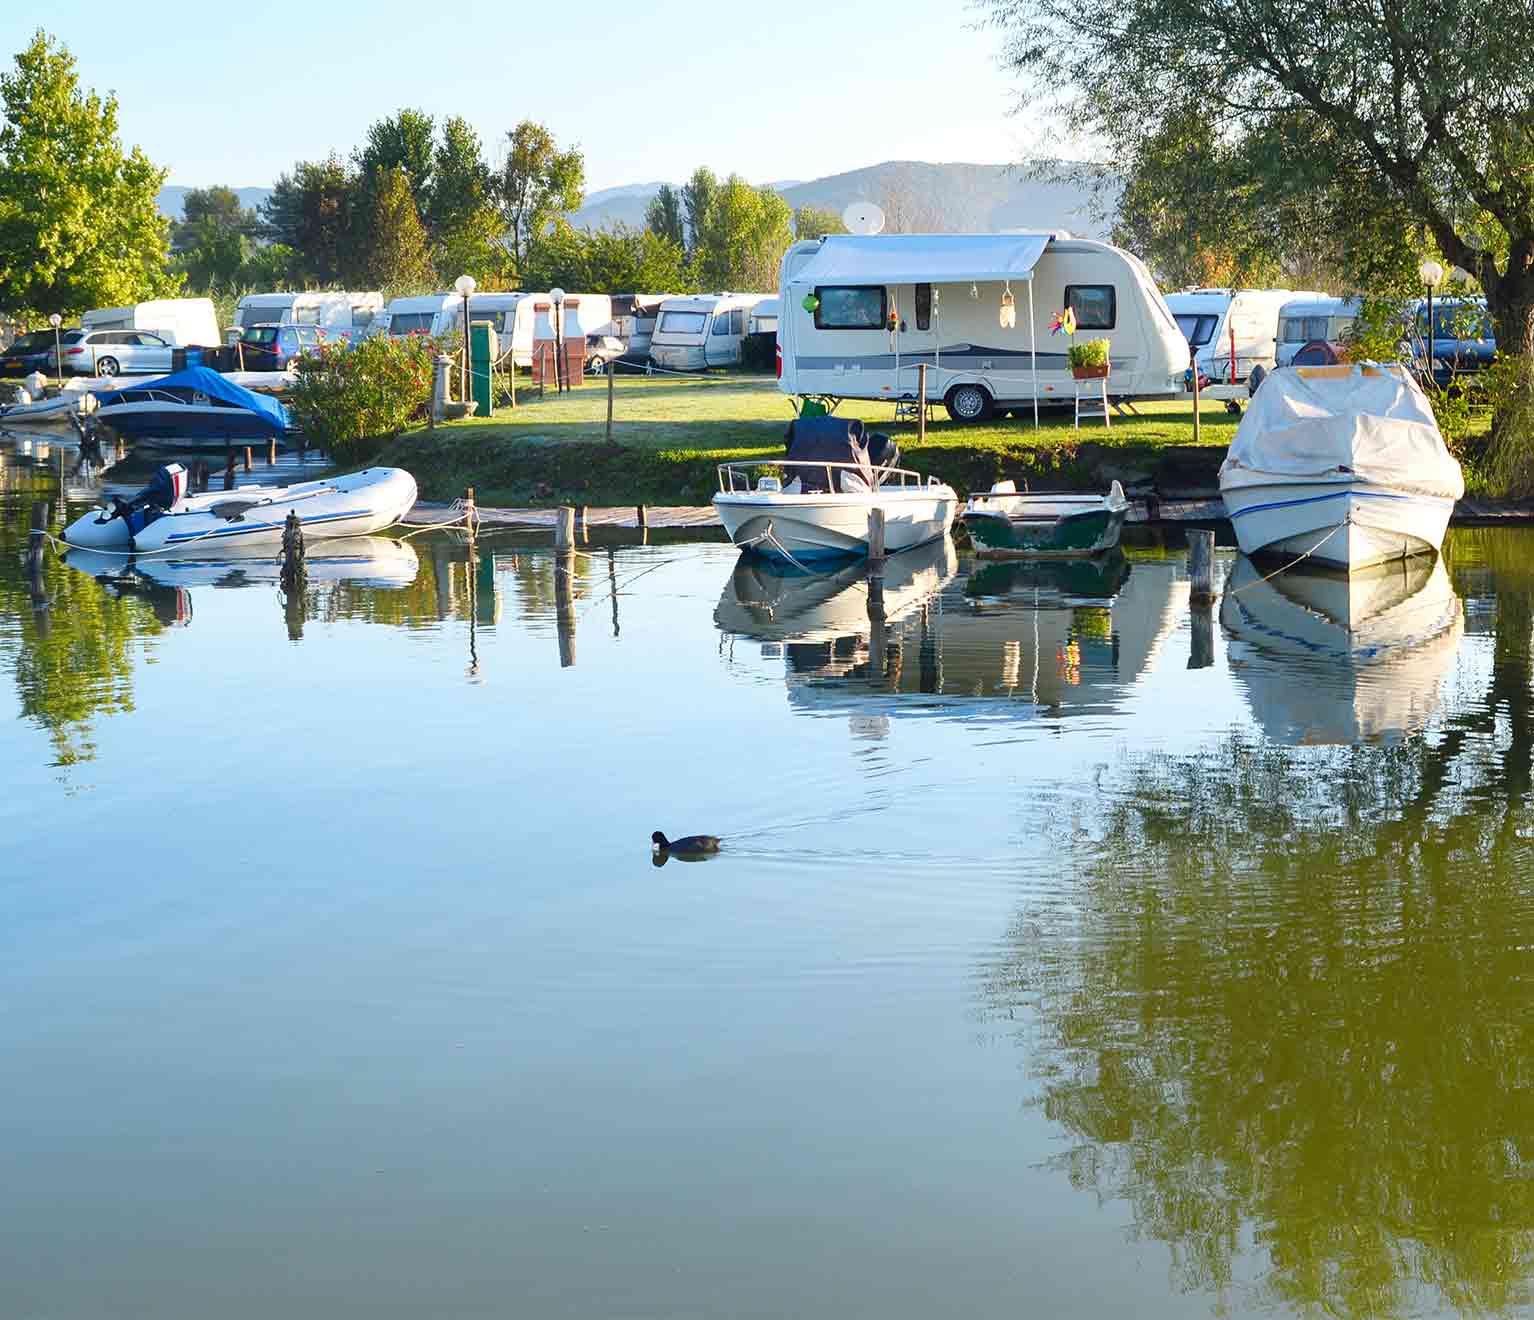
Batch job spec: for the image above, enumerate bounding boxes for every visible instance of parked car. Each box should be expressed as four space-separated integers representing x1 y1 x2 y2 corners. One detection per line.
49 328 176 376
238 323 324 370
0 330 63 376
1413 297 1496 387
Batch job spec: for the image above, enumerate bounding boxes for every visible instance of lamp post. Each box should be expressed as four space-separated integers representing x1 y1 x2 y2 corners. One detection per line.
48 312 62 389
454 274 477 405
1419 258 1444 387
550 287 566 393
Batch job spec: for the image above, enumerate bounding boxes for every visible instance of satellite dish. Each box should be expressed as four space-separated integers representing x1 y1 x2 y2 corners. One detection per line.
842 202 885 236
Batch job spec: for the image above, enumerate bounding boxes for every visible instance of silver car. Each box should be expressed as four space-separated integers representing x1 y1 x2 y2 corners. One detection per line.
51 328 176 376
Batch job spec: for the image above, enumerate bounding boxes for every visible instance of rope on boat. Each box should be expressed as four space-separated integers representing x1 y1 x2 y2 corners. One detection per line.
1222 521 1347 598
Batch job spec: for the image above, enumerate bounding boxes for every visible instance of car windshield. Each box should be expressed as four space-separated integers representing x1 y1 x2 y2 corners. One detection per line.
1174 313 1219 346
658 311 708 334
6 332 55 352
58 330 84 344
243 328 279 345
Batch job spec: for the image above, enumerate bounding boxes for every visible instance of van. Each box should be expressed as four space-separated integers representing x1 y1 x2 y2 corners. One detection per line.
1165 288 1326 382
1274 297 1362 367
82 298 220 348
234 292 384 339
651 293 773 370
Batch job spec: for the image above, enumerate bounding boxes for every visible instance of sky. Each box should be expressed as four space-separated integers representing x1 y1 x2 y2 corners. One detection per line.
2 1 1053 193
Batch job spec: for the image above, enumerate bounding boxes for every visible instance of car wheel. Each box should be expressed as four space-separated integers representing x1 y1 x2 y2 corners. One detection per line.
96 357 119 377
945 383 994 423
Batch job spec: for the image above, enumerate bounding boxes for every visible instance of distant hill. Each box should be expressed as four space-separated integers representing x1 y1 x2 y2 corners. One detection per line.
568 161 1111 236
157 186 273 221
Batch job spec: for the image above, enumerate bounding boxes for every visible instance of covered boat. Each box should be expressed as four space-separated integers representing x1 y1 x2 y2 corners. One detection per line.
961 480 1127 557
712 415 957 561
1219 363 1463 570
62 463 418 552
91 365 290 448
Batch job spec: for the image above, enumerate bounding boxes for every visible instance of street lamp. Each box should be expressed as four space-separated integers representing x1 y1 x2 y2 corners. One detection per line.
1419 258 1444 386
549 287 566 393
48 312 62 389
454 274 477 405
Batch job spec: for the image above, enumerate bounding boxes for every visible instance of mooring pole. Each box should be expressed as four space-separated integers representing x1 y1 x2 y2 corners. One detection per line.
280 509 306 592
464 486 477 563
867 507 887 676
242 446 252 473
1187 528 1215 604
636 503 648 544
223 450 236 491
26 500 48 601
554 504 576 667
266 436 278 465
606 363 615 444
575 503 588 545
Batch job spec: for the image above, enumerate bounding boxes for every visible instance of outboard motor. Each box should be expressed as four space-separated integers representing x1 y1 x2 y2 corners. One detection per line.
106 463 189 543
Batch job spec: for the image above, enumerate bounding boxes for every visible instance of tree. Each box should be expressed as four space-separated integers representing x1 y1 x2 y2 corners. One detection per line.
793 204 846 241
0 30 176 320
361 166 434 292
645 184 685 248
261 155 358 286
355 108 435 207
426 116 506 283
524 221 693 294
693 175 793 291
985 0 1534 468
498 120 584 276
680 167 720 256
173 220 251 290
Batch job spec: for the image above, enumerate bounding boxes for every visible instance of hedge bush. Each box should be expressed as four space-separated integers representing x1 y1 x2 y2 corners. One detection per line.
289 333 442 466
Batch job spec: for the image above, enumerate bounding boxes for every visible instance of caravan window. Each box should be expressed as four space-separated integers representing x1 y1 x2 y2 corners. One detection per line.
239 305 278 328
712 312 733 336
914 284 932 331
351 306 374 332
1174 313 1218 346
389 312 437 334
814 286 887 330
1280 315 1330 342
1065 285 1116 330
294 305 322 325
659 311 708 334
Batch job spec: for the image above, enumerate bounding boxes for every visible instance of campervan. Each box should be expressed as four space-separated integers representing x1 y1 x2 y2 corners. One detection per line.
1274 296 1362 367
609 294 672 360
82 298 220 348
1165 288 1326 383
776 234 1187 420
650 293 773 370
378 294 461 339
234 292 385 338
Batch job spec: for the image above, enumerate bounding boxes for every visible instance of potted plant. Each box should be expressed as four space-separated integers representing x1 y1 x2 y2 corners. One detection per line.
1051 308 1112 379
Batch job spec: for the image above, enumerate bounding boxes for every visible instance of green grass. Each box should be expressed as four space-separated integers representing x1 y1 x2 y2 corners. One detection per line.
379 372 1241 506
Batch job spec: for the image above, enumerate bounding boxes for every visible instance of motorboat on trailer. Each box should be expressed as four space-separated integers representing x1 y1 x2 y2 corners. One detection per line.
961 480 1128 557
90 365 290 448
712 415 957 561
62 463 418 553
1219 363 1463 571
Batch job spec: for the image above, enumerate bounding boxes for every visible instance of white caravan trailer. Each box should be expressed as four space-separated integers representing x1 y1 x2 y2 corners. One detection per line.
650 293 773 369
1165 288 1327 382
234 292 385 338
378 294 461 338
609 294 673 359
776 234 1187 421
462 292 548 367
748 297 780 336
82 298 220 347
1274 296 1363 366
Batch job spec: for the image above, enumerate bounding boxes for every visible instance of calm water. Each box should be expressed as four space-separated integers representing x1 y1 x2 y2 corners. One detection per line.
2 440 1533 1319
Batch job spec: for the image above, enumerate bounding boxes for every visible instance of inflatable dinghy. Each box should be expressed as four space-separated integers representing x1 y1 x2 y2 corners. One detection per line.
63 464 419 553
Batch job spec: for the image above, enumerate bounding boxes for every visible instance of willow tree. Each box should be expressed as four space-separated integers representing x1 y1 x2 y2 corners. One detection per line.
987 0 1534 452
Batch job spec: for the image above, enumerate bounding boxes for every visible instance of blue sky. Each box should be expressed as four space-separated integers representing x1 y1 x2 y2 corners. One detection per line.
2 3 1042 191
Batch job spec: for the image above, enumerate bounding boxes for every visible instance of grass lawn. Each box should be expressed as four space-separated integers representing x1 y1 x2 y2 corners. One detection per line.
379 371 1247 506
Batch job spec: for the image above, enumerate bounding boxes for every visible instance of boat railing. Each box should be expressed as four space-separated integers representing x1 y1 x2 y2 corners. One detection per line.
716 459 941 495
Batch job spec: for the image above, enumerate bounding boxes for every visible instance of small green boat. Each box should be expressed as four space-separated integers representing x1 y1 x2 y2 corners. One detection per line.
961 480 1128 558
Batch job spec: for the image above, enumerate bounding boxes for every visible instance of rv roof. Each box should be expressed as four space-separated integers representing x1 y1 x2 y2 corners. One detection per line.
791 232 1057 285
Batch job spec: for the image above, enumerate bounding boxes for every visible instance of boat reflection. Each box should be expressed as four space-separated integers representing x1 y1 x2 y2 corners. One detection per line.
1221 554 1463 743
64 535 420 591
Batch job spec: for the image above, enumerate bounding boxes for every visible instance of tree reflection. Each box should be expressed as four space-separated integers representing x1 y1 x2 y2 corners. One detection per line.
988 531 1534 1317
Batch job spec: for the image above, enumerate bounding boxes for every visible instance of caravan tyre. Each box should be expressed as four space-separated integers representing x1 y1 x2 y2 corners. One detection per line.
945 383 994 423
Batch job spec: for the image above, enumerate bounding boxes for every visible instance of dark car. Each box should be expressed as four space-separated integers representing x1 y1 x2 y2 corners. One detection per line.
239 323 324 370
0 330 63 376
1414 297 1496 387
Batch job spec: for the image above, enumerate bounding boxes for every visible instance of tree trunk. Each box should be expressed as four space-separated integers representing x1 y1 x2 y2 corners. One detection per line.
1483 269 1534 491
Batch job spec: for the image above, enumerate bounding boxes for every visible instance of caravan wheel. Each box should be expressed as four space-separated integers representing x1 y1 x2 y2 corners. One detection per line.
944 383 994 423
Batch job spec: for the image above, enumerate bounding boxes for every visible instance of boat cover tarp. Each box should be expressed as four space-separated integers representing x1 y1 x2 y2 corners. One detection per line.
116 365 289 434
788 233 1054 286
784 415 898 493
1222 364 1463 500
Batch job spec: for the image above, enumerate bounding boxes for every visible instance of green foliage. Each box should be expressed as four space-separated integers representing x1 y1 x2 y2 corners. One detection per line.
793 204 846 240
1068 337 1111 370
360 167 435 293
523 220 692 295
172 218 252 291
680 168 719 255
355 108 435 205
693 175 794 291
498 120 584 273
645 184 685 247
290 332 439 464
0 30 176 319
261 154 357 286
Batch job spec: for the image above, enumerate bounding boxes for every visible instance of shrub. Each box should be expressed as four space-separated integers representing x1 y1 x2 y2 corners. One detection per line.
289 333 441 466
1068 338 1111 370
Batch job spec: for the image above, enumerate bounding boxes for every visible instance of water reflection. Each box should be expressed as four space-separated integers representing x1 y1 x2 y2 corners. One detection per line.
1221 556 1464 743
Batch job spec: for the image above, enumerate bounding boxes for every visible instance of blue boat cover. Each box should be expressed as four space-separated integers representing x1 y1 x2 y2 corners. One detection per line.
128 365 289 434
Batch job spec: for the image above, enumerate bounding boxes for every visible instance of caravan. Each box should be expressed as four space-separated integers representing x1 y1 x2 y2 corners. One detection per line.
650 293 773 370
1274 296 1363 366
234 292 385 338
609 294 673 360
465 292 545 366
82 298 221 348
1165 288 1326 383
378 294 461 339
776 233 1187 421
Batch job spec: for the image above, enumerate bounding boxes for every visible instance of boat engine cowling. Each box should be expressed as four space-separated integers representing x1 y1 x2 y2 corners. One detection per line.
107 463 189 536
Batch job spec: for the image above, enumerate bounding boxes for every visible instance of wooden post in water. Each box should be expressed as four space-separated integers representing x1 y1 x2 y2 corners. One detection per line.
223 450 236 490
916 362 928 445
575 503 588 544
242 446 252 473
605 364 615 444
1187 528 1215 604
26 500 48 601
280 509 306 594
554 505 575 554
266 436 278 465
554 505 577 667
636 503 648 544
463 487 477 564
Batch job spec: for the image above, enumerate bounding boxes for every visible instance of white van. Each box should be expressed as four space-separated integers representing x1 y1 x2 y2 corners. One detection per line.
776 233 1187 420
1274 296 1363 366
82 298 220 348
234 291 384 338
651 293 773 370
1165 288 1326 382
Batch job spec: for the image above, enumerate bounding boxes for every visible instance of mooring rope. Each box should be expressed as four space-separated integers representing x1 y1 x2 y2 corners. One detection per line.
1222 521 1348 598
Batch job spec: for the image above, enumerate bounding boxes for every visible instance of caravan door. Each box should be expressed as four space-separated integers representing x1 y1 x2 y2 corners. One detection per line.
895 282 938 402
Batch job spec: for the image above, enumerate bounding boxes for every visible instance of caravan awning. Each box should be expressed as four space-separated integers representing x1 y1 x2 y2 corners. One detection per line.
790 233 1055 286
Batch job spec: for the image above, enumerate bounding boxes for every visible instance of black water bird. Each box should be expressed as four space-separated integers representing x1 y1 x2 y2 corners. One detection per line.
651 830 722 860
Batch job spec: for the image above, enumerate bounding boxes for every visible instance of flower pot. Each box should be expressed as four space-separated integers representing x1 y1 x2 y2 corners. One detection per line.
1072 364 1110 380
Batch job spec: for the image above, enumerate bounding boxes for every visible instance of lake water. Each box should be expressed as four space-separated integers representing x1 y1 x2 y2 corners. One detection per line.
2 442 1533 1319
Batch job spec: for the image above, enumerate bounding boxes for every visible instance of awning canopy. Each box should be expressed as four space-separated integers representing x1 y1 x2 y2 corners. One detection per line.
789 233 1055 286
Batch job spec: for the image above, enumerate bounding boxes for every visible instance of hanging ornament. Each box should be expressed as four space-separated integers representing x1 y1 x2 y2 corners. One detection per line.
1000 281 1016 330
802 293 820 313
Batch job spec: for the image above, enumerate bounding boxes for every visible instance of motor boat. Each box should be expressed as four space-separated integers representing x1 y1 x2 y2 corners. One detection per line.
0 385 101 428
712 415 957 562
1219 363 1463 570
90 365 289 448
62 463 418 553
64 536 420 589
1220 554 1463 743
961 480 1128 557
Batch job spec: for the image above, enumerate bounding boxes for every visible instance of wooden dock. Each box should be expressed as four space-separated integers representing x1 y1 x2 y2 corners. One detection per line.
403 502 720 530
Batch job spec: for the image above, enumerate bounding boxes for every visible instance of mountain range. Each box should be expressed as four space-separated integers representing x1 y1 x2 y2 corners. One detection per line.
156 160 1110 237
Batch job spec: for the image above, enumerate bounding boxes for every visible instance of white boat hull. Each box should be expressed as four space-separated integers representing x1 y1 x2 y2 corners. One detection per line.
1221 481 1455 570
713 488 957 561
62 467 418 553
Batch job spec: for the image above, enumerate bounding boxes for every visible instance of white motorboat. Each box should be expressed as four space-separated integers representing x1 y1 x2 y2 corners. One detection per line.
62 463 418 553
1219 363 1464 570
0 386 101 428
712 415 956 561
91 365 290 449
65 536 420 589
